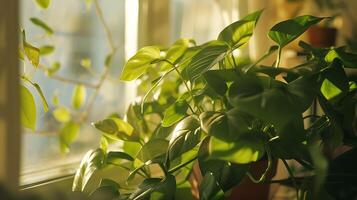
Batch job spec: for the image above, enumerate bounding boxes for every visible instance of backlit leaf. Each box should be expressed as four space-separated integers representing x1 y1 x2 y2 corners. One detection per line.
30 17 53 35
186 41 229 81
93 117 134 141
39 45 55 55
218 10 263 48
72 84 86 109
22 30 40 68
162 98 189 127
34 0 51 9
20 85 37 130
269 15 324 48
209 133 265 164
72 149 105 192
60 121 80 153
53 107 71 123
120 46 161 81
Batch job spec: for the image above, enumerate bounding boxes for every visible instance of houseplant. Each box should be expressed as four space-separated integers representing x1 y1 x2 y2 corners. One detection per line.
73 10 357 199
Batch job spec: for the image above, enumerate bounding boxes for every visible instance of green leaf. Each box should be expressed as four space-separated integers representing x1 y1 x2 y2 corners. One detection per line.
162 98 189 127
60 121 80 153
34 0 51 9
199 172 225 200
72 84 86 109
45 61 60 76
72 149 105 192
53 107 71 123
200 109 251 141
106 151 134 166
168 116 201 161
268 15 324 48
129 175 176 200
198 137 249 191
120 46 161 81
209 133 265 164
185 41 229 81
22 30 40 68
218 10 263 48
93 117 134 141
21 76 49 112
80 58 92 69
228 75 303 131
134 139 169 167
20 85 37 130
30 18 53 35
325 47 357 68
175 181 194 200
39 45 55 55
161 38 191 70
321 79 342 100
89 179 120 200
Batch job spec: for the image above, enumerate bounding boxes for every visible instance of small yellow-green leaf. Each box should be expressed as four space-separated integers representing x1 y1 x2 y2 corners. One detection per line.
20 85 37 130
72 85 86 109
320 79 342 100
22 30 40 68
80 58 91 69
30 18 53 35
39 45 55 55
93 117 134 141
34 0 51 9
84 0 92 10
53 107 71 123
105 53 113 67
21 76 49 113
60 121 80 153
45 62 60 76
52 92 59 106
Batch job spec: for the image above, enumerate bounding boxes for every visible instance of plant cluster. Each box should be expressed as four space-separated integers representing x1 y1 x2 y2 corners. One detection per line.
73 10 357 200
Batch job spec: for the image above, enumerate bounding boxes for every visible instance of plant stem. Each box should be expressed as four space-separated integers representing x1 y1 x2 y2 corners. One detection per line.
275 47 282 68
141 68 176 113
83 0 118 121
246 143 272 183
282 159 299 199
168 156 197 174
93 0 116 53
51 74 98 89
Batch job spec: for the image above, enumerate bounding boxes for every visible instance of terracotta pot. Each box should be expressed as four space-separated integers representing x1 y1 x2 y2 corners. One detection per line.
307 25 337 48
189 159 278 200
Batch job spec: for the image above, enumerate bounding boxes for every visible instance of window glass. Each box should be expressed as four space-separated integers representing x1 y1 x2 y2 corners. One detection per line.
20 0 127 185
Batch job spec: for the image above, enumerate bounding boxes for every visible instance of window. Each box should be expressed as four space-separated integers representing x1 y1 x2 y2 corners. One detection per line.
20 0 135 185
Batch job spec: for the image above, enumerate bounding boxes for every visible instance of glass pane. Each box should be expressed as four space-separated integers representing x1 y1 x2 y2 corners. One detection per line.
20 0 127 185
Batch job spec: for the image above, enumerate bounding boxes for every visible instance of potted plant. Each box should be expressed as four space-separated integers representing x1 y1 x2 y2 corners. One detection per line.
72 10 357 200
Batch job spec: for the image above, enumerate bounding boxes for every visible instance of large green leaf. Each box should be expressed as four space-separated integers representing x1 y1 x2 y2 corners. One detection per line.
89 179 120 200
93 117 135 141
209 133 265 164
162 98 189 127
200 109 251 141
120 46 161 81
20 85 37 130
203 69 240 96
198 137 249 191
185 41 229 81
134 139 169 167
106 151 134 166
199 172 225 200
161 38 192 70
129 175 176 200
168 116 201 161
21 76 49 112
30 18 53 35
72 148 105 192
218 10 263 48
228 75 300 130
34 0 51 9
268 15 324 48
60 121 80 153
72 84 86 109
